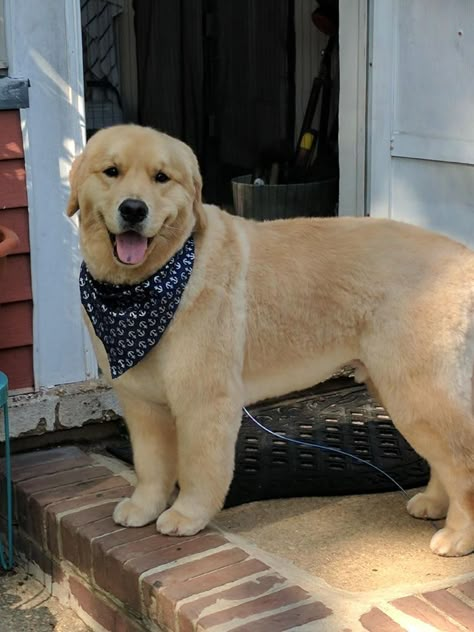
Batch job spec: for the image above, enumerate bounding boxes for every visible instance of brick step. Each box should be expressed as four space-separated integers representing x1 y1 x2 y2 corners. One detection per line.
2 446 333 631
2 446 473 631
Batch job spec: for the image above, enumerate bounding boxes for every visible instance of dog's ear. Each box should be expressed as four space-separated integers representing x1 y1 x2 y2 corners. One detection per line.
66 153 84 217
190 154 207 231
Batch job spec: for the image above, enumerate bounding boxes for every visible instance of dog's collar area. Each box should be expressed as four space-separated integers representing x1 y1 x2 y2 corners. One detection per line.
79 236 195 378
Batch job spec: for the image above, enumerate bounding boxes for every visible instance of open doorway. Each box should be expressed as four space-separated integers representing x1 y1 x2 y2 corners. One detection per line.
80 0 340 215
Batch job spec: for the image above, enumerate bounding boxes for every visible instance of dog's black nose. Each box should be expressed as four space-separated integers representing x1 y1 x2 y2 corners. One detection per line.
119 199 148 225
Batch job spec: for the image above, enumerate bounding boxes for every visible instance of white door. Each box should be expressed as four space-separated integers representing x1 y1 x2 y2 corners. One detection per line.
367 0 474 248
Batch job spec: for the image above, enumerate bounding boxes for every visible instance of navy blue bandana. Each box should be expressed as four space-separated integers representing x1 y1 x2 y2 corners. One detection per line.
80 237 195 379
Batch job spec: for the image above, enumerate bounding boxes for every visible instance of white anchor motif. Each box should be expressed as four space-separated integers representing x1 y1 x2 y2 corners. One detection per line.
80 237 194 378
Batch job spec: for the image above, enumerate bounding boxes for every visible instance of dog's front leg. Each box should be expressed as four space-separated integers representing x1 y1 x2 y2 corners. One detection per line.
113 394 177 527
156 395 242 536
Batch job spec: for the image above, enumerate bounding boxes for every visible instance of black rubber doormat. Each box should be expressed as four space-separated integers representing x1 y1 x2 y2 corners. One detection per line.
107 382 429 509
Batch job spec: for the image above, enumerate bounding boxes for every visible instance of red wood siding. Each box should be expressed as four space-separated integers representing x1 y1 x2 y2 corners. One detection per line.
0 110 33 390
0 111 24 160
0 159 28 209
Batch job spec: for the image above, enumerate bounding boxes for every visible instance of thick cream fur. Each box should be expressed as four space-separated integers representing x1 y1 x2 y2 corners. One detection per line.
69 124 474 555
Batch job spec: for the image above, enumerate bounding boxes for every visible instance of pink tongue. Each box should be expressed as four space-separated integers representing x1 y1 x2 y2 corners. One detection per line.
115 232 148 265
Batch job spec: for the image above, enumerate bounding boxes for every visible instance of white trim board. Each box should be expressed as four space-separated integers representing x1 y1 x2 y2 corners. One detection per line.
366 0 397 219
5 0 97 388
338 0 368 216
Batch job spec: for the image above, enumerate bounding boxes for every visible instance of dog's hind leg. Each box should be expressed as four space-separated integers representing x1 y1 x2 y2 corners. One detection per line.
373 376 474 556
113 395 177 528
407 467 449 520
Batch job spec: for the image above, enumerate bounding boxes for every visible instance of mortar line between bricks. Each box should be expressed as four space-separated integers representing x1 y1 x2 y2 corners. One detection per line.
23 465 105 488
68 594 112 632
57 557 154 625
378 601 457 632
120 533 214 572
98 532 173 561
199 596 318 632
448 586 474 609
138 543 236 587
11 458 92 481
89 526 127 548
56 507 127 560
40 494 125 554
89 453 137 485
52 497 128 523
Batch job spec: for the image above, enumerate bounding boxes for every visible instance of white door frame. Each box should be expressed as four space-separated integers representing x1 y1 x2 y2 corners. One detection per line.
365 0 397 219
5 0 97 389
338 0 368 216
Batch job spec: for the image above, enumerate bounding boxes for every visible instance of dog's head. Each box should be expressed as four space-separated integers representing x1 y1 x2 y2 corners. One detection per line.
67 124 206 283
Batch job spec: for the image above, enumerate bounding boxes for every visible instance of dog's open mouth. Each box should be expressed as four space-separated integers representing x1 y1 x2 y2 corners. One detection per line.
110 231 152 265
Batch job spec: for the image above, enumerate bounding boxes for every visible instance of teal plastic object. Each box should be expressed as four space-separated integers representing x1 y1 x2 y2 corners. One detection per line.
0 371 13 569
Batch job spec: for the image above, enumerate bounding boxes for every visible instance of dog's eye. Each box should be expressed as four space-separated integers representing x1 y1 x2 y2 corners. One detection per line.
103 166 119 178
155 171 170 183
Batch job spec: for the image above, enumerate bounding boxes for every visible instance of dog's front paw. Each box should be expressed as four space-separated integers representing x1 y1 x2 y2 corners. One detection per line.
430 527 474 557
407 492 448 520
113 497 159 528
156 507 209 536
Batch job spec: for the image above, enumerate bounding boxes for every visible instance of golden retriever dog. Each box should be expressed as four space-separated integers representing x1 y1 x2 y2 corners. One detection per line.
67 124 474 557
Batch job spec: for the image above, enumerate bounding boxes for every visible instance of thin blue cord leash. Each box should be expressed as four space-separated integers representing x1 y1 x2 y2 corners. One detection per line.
243 406 410 498
244 406 440 533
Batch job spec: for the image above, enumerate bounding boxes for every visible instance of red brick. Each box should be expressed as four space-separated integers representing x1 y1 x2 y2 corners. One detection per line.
65 516 127 574
45 484 132 556
91 521 158 564
228 601 333 632
60 502 121 567
10 446 84 469
176 573 284 632
94 532 186 591
45 483 132 520
21 475 128 545
391 595 461 632
12 454 92 482
148 547 250 588
15 528 64 585
360 607 406 631
457 580 474 601
69 576 146 632
147 552 265 627
92 525 197 607
96 532 226 612
183 581 306 632
423 589 474 630
17 465 112 495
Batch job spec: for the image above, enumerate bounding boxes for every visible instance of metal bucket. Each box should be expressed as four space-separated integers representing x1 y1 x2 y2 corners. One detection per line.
231 175 338 221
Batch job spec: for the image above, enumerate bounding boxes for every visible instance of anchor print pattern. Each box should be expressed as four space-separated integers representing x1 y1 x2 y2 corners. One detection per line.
79 237 195 378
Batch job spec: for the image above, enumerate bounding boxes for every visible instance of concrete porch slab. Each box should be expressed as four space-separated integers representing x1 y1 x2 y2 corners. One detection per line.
215 493 474 594
3 446 473 632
